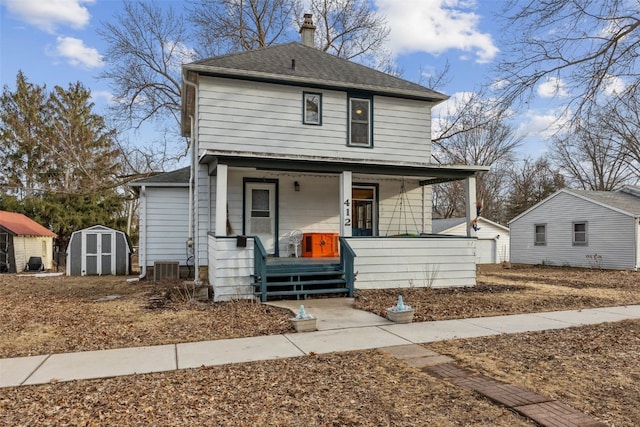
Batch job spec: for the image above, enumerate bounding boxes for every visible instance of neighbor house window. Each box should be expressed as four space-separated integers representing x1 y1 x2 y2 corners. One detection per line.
573 222 588 245
534 224 546 245
303 92 322 125
348 95 372 147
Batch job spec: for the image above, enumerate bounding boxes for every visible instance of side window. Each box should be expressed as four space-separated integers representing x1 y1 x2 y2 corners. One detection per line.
348 95 372 147
573 222 587 245
534 224 546 245
303 92 321 125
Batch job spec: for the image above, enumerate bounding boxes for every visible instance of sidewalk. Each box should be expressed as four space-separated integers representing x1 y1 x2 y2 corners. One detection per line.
2 303 639 389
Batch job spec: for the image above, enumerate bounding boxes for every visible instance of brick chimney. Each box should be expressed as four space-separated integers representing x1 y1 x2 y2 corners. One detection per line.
299 13 316 47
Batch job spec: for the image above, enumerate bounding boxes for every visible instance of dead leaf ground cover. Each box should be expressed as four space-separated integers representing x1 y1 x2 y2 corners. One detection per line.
1 350 533 426
428 319 640 427
0 275 293 358
1 265 639 425
1 264 638 358
354 264 640 321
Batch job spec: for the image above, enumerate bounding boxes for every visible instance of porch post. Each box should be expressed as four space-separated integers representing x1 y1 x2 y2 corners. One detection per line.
465 175 478 238
215 164 228 236
340 171 353 237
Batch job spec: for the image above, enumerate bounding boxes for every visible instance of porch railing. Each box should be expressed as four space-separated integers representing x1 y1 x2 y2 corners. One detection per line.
339 237 356 297
253 236 268 302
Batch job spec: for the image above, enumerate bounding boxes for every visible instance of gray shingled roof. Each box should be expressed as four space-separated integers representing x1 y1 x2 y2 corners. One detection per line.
432 218 466 233
184 42 446 102
129 167 190 187
568 188 640 216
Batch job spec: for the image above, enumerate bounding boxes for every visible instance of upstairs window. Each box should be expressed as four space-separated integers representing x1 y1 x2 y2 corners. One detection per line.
534 224 546 245
573 222 588 245
348 95 372 147
303 92 322 125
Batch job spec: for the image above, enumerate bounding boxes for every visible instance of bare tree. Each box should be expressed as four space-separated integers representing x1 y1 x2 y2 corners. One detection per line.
98 0 192 167
310 0 390 63
432 93 522 223
550 107 635 190
505 156 565 221
600 87 640 179
188 0 301 57
497 1 640 118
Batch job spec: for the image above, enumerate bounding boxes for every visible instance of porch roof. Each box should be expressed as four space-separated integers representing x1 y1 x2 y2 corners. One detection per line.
200 152 489 185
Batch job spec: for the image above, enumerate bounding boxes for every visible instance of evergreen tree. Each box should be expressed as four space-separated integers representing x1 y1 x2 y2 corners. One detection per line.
0 72 127 249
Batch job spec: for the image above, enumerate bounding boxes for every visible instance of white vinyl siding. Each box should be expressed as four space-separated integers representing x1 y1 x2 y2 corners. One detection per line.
347 237 476 288
13 236 54 272
197 163 210 266
208 235 254 302
144 187 190 266
510 191 637 269
436 219 509 263
197 77 432 164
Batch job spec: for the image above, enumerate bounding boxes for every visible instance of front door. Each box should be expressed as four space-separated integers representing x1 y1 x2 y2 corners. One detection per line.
352 185 377 236
244 181 278 255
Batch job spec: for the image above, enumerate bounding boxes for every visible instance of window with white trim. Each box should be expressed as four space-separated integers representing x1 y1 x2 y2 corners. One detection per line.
573 222 588 245
534 224 546 245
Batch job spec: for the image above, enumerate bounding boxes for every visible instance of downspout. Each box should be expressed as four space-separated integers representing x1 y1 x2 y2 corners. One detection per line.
183 70 200 284
139 185 147 280
636 216 640 271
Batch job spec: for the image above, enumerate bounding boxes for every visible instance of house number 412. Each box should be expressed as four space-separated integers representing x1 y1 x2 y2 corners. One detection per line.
343 199 351 226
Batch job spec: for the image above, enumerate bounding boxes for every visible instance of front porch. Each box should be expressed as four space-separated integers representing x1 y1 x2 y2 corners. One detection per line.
208 234 476 302
200 154 485 301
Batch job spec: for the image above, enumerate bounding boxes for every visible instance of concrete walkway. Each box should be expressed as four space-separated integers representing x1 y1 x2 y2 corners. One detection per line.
2 302 639 389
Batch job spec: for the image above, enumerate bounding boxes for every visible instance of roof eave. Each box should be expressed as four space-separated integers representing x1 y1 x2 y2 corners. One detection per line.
182 63 449 103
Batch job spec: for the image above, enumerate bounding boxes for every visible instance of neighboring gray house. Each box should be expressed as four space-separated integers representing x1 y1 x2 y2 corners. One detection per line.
509 186 640 270
433 217 509 264
131 15 489 301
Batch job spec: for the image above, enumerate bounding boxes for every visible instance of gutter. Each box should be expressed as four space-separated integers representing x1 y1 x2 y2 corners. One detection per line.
183 70 201 285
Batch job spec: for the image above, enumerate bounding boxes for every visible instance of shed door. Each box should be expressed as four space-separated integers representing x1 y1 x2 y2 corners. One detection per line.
83 231 115 275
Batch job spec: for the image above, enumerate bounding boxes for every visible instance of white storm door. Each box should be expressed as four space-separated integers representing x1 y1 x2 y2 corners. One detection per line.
245 182 277 255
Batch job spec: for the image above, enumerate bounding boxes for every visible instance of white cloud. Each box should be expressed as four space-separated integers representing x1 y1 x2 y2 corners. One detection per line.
165 40 199 71
490 79 509 91
3 0 94 33
602 75 626 96
91 90 115 104
375 0 498 63
537 77 569 98
516 108 569 140
54 36 103 68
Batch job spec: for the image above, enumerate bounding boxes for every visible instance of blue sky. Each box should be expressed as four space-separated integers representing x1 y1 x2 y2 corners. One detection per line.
0 0 558 162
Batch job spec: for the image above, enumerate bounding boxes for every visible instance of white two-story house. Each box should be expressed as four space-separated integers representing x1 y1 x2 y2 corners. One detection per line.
132 16 488 301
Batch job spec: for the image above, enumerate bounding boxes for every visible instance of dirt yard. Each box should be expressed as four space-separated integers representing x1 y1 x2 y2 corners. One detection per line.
1 265 639 425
